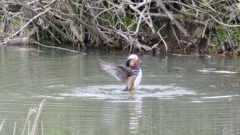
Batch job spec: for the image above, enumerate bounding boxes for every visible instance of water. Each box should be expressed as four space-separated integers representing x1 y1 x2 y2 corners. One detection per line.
0 46 240 135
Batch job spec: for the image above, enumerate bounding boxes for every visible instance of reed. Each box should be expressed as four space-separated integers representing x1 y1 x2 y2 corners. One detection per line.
0 99 46 135
0 115 6 133
22 98 46 135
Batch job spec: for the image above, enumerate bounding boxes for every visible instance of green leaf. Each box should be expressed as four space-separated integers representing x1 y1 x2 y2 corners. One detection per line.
218 27 227 42
212 36 219 45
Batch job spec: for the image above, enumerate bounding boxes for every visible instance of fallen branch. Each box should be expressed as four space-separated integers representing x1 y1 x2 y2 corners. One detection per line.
156 0 190 37
7 8 50 39
0 0 239 55
197 70 237 74
157 23 168 51
3 37 30 45
31 39 87 55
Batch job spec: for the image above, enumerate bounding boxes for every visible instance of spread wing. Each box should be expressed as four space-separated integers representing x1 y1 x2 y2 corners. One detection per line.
99 59 132 82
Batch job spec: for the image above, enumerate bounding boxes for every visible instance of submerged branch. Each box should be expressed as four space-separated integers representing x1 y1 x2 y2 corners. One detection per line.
31 39 86 54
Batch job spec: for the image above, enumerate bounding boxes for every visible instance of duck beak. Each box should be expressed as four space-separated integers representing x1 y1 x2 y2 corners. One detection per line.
137 59 141 62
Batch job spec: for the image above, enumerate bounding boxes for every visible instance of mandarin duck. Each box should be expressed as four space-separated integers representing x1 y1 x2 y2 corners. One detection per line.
99 54 142 91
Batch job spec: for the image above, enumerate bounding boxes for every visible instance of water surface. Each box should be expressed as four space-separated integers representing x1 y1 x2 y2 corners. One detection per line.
0 46 240 135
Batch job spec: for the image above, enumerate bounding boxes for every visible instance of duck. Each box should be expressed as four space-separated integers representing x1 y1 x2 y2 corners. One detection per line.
99 54 142 91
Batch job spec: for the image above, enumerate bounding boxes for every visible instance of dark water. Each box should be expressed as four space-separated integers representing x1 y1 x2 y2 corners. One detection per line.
0 46 240 135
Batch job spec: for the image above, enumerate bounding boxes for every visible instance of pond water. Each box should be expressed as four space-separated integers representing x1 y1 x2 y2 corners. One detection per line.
0 46 240 135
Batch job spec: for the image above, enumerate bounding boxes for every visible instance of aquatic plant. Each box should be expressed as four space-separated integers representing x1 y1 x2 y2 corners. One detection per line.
0 99 46 135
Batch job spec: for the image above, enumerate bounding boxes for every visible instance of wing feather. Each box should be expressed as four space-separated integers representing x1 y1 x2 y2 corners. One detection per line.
99 59 132 82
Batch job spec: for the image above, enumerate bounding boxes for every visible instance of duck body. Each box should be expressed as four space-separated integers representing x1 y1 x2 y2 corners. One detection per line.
99 54 142 91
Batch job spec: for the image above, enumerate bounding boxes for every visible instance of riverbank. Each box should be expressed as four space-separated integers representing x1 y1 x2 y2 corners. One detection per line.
1 0 240 56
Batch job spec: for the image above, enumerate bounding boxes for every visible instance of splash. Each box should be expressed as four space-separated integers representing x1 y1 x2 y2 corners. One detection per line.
60 84 196 100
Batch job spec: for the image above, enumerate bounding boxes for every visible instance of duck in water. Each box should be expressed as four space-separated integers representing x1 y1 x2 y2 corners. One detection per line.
99 54 142 91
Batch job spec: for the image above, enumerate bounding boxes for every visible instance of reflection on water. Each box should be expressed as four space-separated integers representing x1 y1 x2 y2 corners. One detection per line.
128 96 142 134
0 46 240 135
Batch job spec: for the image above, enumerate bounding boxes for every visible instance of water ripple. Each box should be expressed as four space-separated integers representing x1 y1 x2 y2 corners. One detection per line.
60 84 196 100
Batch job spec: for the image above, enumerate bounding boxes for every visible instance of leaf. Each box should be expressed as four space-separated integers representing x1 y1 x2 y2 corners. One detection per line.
218 27 227 42
237 3 240 10
212 36 219 45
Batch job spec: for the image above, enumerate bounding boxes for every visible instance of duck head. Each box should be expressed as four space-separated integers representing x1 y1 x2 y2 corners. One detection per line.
125 54 141 68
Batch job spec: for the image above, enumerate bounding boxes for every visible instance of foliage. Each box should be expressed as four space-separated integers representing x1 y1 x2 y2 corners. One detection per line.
231 27 240 42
